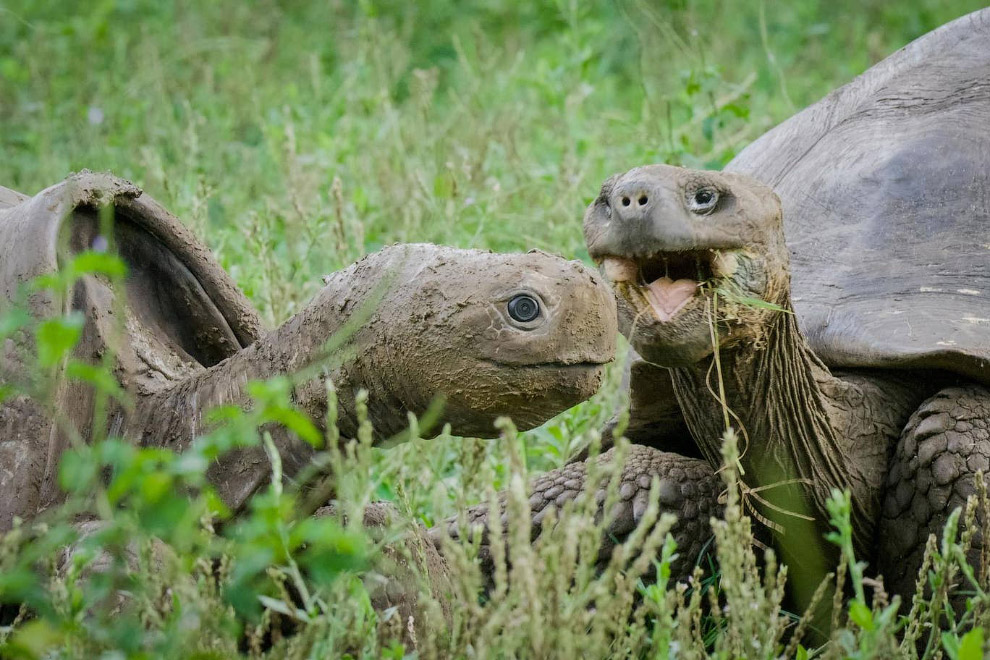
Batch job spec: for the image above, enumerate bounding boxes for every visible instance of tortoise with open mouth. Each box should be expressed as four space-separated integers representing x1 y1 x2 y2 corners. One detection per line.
586 166 789 368
454 8 990 617
582 6 990 609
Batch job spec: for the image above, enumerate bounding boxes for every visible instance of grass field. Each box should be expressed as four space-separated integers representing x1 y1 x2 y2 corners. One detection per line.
1 1 989 657
3 0 983 319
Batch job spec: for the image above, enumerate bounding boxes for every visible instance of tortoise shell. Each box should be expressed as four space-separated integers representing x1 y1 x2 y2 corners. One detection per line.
0 172 263 524
0 171 262 373
726 8 990 383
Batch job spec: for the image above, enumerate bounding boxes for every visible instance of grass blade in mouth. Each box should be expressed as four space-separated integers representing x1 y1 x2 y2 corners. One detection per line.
713 281 792 314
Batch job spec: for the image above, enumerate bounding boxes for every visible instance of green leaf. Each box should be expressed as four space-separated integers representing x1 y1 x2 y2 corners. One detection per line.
203 488 232 519
726 295 788 311
3 619 65 658
715 285 792 313
958 628 984 660
0 307 30 338
36 314 85 368
796 645 809 660
58 449 99 492
139 471 174 503
847 600 874 631
258 595 307 621
943 631 961 658
268 406 323 448
29 273 64 291
70 251 128 278
65 360 125 399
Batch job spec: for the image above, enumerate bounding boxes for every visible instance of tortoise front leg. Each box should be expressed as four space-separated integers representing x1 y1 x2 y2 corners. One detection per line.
314 502 453 643
436 444 720 582
878 385 990 599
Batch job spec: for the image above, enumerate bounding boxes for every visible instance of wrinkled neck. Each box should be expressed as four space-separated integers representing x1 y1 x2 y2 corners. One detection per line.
121 270 408 511
127 267 406 443
669 306 872 553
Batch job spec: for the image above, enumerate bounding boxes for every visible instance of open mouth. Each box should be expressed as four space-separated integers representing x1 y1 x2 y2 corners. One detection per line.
600 250 735 322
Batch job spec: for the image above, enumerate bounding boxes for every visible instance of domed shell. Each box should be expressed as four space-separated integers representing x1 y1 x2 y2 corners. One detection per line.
726 9 990 384
0 172 264 528
0 171 262 366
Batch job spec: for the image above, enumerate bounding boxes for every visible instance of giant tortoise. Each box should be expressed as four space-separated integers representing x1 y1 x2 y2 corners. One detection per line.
452 7 990 613
591 6 990 606
0 172 617 531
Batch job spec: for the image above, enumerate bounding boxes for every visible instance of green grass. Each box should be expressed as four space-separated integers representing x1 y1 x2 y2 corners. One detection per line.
2 0 983 319
1 1 989 658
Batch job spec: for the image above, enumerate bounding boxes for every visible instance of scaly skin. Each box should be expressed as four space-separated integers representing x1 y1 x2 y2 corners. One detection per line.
879 386 990 597
437 445 720 583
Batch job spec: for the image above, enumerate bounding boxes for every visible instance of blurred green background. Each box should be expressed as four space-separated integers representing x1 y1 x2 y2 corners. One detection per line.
1 0 983 325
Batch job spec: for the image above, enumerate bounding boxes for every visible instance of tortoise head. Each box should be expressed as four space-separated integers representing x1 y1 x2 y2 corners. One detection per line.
583 164 789 367
355 245 618 437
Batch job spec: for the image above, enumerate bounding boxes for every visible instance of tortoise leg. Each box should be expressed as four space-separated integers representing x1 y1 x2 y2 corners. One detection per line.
877 385 990 599
314 502 452 644
436 444 720 582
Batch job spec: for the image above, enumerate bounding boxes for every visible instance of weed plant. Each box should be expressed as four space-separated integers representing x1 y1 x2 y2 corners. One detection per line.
1 1 989 658
2 251 989 658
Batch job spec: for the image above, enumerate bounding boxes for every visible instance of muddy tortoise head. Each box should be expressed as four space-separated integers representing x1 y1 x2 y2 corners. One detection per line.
341 244 618 437
583 165 787 367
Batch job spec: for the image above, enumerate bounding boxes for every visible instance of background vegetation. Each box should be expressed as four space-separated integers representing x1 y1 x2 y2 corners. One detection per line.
3 0 983 320
1 1 988 658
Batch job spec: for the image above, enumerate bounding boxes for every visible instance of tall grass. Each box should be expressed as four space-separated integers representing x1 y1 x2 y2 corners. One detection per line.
2 1 990 657
3 347 989 658
2 1 984 318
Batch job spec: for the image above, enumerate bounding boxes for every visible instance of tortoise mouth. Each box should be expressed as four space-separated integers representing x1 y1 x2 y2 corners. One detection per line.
485 358 611 369
598 249 739 323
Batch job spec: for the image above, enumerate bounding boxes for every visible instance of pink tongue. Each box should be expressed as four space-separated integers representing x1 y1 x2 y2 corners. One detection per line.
644 277 698 322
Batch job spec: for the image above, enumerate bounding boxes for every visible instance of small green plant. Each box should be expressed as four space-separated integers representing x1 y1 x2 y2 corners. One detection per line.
3 1 990 657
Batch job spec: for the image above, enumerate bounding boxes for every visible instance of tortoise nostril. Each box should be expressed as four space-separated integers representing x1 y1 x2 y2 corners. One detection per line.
621 197 631 207
638 195 648 205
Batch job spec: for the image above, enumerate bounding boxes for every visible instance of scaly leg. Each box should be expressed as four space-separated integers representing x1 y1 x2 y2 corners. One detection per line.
437 444 720 581
877 385 990 598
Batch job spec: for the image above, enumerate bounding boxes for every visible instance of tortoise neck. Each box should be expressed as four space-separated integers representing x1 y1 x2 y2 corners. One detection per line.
251 276 432 439
122 269 410 510
668 302 874 551
129 265 413 441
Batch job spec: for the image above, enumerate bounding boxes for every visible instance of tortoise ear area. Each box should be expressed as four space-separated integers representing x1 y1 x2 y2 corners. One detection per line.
598 172 622 200
722 172 779 208
598 174 621 203
714 174 783 234
749 184 785 235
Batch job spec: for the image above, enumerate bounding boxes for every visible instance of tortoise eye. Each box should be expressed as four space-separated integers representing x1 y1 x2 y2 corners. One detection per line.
687 188 719 214
507 294 541 323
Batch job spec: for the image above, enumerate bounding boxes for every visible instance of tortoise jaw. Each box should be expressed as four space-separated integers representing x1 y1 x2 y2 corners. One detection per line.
600 249 739 324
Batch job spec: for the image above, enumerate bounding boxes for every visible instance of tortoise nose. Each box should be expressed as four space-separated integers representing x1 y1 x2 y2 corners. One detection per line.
611 182 654 222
